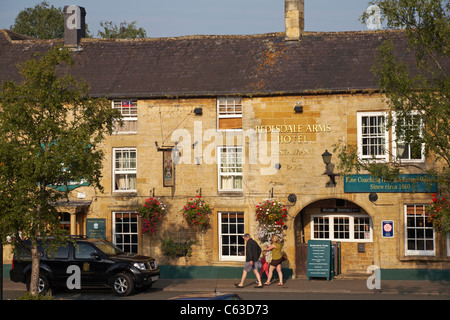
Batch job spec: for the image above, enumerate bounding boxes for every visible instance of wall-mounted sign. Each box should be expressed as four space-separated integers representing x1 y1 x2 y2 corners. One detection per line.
344 174 437 193
163 150 174 187
86 218 105 239
382 220 394 238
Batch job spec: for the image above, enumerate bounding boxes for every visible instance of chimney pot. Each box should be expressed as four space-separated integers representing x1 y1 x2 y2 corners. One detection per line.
64 5 86 47
285 0 304 41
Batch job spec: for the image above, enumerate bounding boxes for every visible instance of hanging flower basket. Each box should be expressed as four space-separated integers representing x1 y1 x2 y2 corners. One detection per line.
255 199 287 242
182 196 212 231
137 197 166 235
427 193 450 233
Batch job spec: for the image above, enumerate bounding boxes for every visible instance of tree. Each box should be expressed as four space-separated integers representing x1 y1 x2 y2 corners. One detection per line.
98 21 147 39
10 1 91 39
10 1 64 39
335 0 450 232
0 45 121 296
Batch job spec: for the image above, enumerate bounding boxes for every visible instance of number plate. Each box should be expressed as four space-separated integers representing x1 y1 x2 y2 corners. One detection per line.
150 275 159 281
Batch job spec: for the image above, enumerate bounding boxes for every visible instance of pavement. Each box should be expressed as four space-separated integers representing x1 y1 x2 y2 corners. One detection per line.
152 277 450 297
3 276 449 298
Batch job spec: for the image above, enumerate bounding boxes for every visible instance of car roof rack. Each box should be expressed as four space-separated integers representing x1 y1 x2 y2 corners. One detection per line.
69 235 89 239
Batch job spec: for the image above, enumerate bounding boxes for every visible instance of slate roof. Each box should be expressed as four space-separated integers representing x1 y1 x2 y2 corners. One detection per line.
0 29 415 98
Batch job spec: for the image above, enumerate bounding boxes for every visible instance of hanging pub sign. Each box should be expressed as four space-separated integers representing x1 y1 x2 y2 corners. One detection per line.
163 150 174 187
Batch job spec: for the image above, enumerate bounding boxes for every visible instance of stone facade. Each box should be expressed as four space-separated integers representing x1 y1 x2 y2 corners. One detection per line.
1 2 449 280
60 92 448 277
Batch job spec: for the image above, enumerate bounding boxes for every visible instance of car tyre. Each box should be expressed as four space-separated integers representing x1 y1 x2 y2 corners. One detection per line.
111 272 134 296
26 273 50 295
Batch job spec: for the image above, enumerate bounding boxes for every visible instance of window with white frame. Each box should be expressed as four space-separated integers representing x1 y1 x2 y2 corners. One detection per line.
113 211 139 253
357 112 389 161
113 100 137 133
218 146 243 191
405 204 435 256
311 214 372 242
219 212 245 261
217 97 242 130
113 148 137 192
392 113 425 162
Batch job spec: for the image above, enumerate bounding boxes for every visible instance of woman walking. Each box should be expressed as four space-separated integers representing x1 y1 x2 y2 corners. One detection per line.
264 235 284 286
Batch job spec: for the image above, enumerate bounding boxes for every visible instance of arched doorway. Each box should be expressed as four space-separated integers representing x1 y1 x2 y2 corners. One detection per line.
294 198 373 277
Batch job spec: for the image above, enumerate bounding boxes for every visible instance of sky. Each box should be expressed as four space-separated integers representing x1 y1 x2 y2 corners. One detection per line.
0 0 378 38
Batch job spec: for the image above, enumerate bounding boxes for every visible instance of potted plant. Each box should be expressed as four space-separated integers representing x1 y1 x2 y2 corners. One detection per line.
182 195 212 231
427 193 450 233
137 197 166 235
255 199 287 242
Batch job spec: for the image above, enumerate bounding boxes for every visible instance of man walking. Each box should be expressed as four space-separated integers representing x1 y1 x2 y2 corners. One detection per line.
235 233 263 288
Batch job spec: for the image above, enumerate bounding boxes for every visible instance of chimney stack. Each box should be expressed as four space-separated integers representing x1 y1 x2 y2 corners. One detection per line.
64 5 86 47
285 0 304 41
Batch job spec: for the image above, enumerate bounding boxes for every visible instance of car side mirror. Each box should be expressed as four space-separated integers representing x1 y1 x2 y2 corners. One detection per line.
90 252 100 260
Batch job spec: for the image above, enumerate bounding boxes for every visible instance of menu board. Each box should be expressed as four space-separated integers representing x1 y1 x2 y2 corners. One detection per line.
306 240 332 281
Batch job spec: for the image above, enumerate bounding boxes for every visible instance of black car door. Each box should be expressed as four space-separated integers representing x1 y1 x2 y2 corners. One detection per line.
44 243 71 285
73 242 110 285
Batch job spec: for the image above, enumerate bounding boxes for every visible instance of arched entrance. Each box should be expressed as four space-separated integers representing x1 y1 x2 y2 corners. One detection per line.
294 198 373 277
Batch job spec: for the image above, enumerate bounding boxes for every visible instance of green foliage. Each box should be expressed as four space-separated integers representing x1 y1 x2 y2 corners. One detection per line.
0 45 121 294
160 236 196 259
17 291 53 300
98 21 147 39
337 0 450 232
10 1 64 39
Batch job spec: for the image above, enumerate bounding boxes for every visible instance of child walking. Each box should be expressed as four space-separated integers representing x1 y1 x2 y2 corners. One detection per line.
259 250 269 281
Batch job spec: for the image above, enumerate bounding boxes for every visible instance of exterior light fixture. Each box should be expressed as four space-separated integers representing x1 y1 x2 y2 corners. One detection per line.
294 105 303 113
322 150 332 167
321 150 339 187
194 107 203 115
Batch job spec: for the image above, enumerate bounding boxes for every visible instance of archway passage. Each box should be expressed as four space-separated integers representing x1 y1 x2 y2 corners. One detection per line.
294 198 373 278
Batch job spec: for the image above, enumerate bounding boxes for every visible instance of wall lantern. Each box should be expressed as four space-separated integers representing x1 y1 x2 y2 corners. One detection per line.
294 105 303 113
194 107 203 115
321 150 339 187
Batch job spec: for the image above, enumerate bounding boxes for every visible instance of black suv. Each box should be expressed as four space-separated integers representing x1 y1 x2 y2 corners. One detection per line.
10 237 160 296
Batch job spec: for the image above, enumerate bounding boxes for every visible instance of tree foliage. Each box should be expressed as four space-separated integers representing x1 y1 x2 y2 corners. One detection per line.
10 1 64 39
0 45 121 295
97 21 147 39
335 0 450 232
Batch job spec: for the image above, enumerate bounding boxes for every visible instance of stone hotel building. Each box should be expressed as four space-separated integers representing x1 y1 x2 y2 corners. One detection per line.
1 1 449 280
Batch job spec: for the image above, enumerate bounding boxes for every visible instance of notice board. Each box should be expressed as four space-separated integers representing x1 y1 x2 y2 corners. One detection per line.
86 218 106 239
306 240 332 281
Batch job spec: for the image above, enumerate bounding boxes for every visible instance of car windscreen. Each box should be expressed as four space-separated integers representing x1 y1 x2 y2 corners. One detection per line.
91 240 124 256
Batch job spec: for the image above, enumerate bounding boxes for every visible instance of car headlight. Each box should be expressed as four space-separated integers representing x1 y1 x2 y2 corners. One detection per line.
133 262 147 270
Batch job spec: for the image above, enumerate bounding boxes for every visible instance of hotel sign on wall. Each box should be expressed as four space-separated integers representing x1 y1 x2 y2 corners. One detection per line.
254 123 333 171
255 123 332 154
255 123 332 144
344 174 438 193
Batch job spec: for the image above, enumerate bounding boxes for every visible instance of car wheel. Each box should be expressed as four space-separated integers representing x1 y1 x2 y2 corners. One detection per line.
111 273 134 296
26 273 50 295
